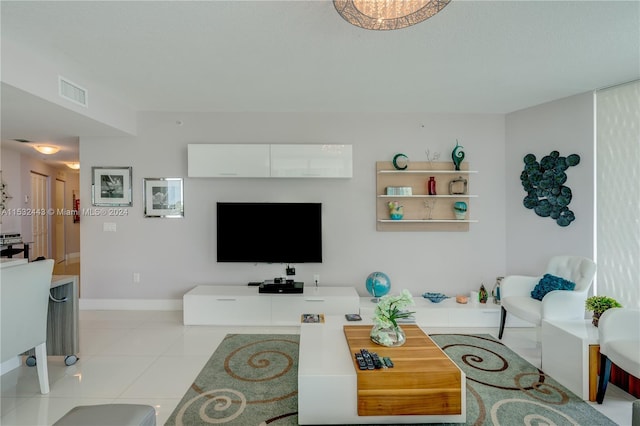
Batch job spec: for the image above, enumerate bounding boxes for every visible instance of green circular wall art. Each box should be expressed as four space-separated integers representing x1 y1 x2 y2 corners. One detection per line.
520 151 581 227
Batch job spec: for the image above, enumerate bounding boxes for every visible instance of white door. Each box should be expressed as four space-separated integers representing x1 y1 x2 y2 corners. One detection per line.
54 178 65 263
30 172 49 260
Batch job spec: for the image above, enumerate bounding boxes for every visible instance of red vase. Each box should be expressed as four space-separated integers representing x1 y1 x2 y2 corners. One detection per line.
428 177 437 195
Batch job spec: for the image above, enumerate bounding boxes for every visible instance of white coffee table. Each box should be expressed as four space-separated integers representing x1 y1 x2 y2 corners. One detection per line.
297 315 466 424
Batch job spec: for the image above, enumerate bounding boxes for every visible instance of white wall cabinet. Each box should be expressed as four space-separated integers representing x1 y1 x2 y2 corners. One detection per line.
187 144 352 178
270 144 352 178
187 144 270 177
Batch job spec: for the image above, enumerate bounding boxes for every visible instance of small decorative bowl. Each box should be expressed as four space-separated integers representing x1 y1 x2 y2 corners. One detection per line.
422 292 450 303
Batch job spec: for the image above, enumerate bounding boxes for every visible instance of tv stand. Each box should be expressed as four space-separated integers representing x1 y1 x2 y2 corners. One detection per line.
259 281 303 294
183 285 359 325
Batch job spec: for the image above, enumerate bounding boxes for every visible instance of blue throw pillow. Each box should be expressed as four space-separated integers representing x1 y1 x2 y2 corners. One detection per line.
531 274 576 301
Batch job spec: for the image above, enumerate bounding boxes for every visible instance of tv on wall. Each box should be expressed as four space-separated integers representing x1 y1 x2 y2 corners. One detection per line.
216 202 322 263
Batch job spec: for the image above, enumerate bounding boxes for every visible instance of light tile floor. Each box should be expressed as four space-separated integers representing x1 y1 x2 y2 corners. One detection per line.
0 310 635 425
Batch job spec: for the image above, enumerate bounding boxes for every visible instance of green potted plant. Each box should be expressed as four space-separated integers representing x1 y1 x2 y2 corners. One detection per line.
585 296 622 327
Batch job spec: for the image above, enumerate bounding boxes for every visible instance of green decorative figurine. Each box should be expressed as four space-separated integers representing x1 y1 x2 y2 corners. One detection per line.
479 283 488 304
452 140 465 171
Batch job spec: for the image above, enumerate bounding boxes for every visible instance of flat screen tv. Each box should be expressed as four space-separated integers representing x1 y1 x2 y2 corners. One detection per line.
216 202 322 263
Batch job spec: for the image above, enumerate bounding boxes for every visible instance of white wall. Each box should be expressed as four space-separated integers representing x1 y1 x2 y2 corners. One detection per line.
505 92 595 275
80 112 508 303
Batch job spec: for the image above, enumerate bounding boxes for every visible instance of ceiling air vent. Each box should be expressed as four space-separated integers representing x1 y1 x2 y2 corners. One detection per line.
59 76 88 107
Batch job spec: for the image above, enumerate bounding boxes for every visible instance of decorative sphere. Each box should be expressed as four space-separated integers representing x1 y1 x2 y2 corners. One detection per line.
366 272 391 299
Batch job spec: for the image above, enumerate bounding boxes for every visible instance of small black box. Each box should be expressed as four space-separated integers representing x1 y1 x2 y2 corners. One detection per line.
259 281 304 294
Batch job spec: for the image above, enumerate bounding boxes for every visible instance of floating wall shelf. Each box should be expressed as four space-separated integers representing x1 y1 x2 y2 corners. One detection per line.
376 161 479 232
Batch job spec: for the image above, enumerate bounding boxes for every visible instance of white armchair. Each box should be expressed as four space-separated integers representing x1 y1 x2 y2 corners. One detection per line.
1 259 55 394
596 308 640 404
498 256 596 339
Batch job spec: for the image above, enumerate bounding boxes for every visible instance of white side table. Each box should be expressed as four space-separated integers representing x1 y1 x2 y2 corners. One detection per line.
541 319 599 401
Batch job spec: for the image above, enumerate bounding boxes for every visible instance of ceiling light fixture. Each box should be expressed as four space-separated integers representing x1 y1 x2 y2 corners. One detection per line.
66 162 80 170
333 0 450 31
33 145 60 155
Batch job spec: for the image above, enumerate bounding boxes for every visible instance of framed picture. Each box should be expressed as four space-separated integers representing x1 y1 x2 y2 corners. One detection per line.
143 178 184 218
91 167 132 206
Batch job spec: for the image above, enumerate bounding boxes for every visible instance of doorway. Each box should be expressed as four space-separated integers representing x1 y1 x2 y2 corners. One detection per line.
54 178 65 263
30 171 49 260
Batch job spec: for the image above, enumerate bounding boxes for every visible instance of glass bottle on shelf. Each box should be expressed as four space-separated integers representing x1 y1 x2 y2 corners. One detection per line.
427 177 437 195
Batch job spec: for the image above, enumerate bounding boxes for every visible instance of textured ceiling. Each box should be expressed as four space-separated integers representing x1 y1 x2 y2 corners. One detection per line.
1 0 639 163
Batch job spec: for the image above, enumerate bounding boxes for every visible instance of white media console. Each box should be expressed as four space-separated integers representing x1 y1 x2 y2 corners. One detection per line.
183 285 360 326
360 296 534 328
183 285 535 328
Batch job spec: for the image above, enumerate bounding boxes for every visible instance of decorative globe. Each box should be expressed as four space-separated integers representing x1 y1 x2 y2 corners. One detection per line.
366 272 391 302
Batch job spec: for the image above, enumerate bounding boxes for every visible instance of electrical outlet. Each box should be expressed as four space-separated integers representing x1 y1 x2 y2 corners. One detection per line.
313 274 320 285
133 272 140 283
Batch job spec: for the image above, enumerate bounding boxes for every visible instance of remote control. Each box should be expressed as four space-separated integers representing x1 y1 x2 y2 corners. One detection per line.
371 352 384 369
360 349 375 370
354 353 367 370
383 356 394 368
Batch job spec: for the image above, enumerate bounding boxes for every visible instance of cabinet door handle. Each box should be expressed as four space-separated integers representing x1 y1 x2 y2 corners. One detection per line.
216 298 237 302
304 299 325 302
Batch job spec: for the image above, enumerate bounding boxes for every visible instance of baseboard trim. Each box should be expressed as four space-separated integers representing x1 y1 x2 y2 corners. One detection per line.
79 298 182 310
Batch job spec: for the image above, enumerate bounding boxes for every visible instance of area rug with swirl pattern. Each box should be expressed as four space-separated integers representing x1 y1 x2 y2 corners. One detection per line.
165 333 615 425
164 334 299 426
429 333 615 426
